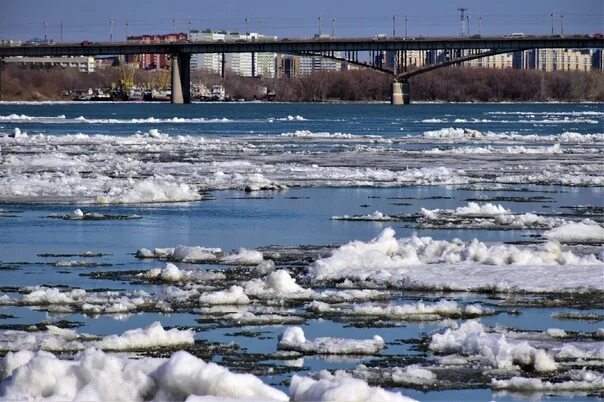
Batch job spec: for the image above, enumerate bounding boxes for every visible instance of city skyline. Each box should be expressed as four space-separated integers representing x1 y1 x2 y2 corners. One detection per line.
1 0 602 42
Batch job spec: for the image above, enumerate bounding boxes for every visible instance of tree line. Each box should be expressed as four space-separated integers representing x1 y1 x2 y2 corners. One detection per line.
1 63 603 102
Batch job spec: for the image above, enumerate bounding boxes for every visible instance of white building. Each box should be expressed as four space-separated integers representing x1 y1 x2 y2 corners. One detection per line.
4 56 95 72
537 48 592 72
189 30 276 78
466 52 514 69
298 54 343 75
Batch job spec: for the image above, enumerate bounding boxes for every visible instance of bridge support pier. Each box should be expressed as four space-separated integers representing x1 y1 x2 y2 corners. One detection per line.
391 79 410 105
170 53 191 104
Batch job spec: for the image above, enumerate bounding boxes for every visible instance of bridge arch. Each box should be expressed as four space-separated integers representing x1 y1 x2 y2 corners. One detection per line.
295 48 526 104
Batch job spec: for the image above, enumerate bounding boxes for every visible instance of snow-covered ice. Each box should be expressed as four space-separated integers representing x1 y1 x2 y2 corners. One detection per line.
278 326 385 355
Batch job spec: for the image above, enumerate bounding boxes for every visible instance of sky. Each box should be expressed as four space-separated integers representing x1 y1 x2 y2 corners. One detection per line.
1 0 602 42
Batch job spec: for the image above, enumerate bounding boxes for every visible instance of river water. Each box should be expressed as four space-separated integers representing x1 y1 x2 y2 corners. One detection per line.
0 102 602 401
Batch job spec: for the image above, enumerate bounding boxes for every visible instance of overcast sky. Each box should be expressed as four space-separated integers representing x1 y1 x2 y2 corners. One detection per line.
1 0 602 41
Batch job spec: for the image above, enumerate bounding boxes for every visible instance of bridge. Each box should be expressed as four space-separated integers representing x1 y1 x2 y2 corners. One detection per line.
1 36 602 104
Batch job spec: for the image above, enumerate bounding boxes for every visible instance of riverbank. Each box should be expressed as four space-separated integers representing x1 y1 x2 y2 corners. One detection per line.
1 64 603 102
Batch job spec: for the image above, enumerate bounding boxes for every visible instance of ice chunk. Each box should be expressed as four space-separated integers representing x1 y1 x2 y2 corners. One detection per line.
289 370 417 402
279 326 384 355
309 228 603 292
222 248 264 265
95 321 193 350
429 320 558 372
0 349 288 401
199 286 250 305
544 220 604 243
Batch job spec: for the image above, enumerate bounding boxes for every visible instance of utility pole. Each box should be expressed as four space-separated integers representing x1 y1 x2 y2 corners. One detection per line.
551 12 554 35
172 18 176 34
466 14 470 36
187 18 191 35
392 15 396 38
125 20 129 39
110 17 114 41
405 16 408 38
318 15 322 36
60 20 64 42
478 16 482 36
44 20 48 41
560 14 564 36
245 17 248 35
458 8 467 37
259 18 263 35
332 17 335 38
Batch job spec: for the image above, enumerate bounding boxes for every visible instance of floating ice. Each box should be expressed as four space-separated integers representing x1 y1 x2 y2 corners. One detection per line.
544 220 604 243
430 320 558 372
289 370 416 402
137 246 222 262
278 326 384 355
331 210 394 221
245 270 313 299
420 202 510 219
223 248 264 265
1 126 602 203
308 299 492 321
309 228 603 292
0 322 193 352
0 349 288 401
98 179 202 204
491 370 604 391
199 286 250 305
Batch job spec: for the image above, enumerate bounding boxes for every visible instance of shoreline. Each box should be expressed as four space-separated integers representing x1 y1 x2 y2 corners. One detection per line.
0 100 602 105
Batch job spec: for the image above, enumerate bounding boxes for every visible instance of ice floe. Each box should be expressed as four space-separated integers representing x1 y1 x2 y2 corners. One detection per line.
309 228 604 292
418 202 570 230
0 321 193 352
278 326 384 355
142 263 226 283
137 245 263 265
429 320 558 372
331 210 394 221
244 270 313 299
2 126 601 203
308 299 493 321
491 370 604 391
289 370 416 402
0 349 289 401
199 285 251 305
544 220 604 243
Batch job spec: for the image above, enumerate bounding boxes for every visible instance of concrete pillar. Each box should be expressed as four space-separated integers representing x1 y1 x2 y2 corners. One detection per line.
179 53 191 104
171 54 183 104
391 80 410 105
391 81 403 105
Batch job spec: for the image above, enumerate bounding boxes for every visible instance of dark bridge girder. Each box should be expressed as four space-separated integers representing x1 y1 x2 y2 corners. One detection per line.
0 36 600 57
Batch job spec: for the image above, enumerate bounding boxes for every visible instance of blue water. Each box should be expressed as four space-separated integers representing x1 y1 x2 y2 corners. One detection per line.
0 102 602 401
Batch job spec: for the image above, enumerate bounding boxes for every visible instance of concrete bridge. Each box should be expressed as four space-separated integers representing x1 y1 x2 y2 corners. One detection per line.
1 36 601 104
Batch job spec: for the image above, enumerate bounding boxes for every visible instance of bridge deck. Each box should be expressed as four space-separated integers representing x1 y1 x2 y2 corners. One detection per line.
1 36 602 57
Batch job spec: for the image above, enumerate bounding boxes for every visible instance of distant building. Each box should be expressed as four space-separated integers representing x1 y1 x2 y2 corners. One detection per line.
276 54 300 78
536 48 592 72
466 52 514 69
298 53 343 75
592 49 603 71
94 55 116 70
189 29 276 78
3 55 95 72
126 33 188 69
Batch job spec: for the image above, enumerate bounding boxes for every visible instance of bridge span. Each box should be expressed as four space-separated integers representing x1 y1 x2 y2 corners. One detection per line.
1 36 602 104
